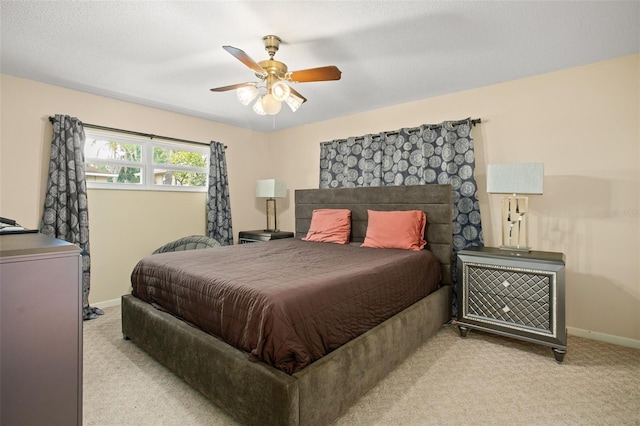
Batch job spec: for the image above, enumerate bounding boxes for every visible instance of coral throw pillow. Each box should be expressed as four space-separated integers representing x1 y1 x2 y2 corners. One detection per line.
361 210 427 251
302 209 352 244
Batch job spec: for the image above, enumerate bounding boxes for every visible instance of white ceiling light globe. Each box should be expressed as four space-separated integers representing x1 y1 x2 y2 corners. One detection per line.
262 94 282 115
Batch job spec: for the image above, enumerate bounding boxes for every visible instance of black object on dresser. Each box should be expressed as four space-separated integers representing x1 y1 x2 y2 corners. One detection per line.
238 230 294 243
456 246 567 363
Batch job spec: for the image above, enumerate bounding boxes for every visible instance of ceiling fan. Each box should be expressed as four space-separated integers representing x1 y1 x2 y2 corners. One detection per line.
210 35 342 115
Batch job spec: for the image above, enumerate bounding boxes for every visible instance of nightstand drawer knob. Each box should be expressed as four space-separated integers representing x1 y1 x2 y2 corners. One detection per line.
502 280 511 288
502 305 511 313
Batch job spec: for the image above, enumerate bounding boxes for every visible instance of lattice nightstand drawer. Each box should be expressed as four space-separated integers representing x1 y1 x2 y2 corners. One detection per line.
468 292 550 332
467 266 550 301
457 247 566 362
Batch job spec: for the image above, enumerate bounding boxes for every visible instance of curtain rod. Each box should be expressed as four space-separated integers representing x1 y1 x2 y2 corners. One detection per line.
321 118 481 145
47 116 226 149
384 118 481 137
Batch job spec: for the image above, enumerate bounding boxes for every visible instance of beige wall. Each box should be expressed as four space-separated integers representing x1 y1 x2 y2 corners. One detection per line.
1 53 638 342
0 74 272 303
269 54 640 342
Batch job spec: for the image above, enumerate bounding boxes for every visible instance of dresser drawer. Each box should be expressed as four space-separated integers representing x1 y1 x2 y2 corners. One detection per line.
467 264 551 302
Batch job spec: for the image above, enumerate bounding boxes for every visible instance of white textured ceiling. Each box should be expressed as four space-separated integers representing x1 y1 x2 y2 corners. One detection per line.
1 1 638 133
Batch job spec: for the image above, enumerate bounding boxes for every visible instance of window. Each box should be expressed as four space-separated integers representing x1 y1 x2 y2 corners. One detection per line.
84 131 209 192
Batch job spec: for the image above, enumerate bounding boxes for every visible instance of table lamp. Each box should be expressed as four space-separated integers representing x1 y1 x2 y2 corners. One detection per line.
256 179 286 232
486 163 544 251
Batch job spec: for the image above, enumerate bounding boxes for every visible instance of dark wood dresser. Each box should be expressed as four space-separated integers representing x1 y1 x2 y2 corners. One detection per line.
0 233 82 425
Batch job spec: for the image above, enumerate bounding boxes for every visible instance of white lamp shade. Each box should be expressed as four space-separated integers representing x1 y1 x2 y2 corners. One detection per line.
487 163 544 194
256 179 286 198
285 92 304 112
252 97 267 115
271 81 291 101
236 85 258 105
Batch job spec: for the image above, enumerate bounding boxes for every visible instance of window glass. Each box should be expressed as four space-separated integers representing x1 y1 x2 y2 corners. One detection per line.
85 163 142 184
84 131 208 191
153 146 207 166
86 139 142 162
152 169 208 187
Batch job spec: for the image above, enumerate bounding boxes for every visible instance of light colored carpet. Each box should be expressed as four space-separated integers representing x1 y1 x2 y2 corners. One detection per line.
84 306 640 425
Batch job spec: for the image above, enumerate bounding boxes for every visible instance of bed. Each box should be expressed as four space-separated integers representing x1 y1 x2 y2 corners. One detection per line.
121 184 453 426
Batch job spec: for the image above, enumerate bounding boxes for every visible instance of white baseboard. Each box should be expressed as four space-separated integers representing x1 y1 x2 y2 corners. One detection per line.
92 298 122 310
567 327 640 350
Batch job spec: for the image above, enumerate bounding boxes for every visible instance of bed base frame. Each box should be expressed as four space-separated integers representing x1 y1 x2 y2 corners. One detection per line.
122 184 453 425
122 286 450 425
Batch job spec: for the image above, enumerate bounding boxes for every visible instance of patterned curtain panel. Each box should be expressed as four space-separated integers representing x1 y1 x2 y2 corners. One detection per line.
319 118 484 314
207 141 233 245
41 114 102 320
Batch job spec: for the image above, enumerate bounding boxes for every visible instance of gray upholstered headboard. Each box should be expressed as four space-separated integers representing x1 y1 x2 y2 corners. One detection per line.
295 185 453 286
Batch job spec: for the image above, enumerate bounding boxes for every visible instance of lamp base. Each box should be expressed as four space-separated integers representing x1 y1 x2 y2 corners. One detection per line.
500 195 529 250
265 198 279 233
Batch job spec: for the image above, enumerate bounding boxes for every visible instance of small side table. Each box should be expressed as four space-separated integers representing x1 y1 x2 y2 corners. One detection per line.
238 230 294 243
456 246 567 362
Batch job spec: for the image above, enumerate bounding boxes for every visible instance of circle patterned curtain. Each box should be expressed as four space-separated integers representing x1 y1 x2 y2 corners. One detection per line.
42 114 103 320
320 119 483 249
319 118 484 314
207 141 233 246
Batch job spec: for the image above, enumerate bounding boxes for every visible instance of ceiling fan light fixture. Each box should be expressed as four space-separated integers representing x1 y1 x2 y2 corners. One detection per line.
212 35 341 117
252 97 267 115
236 85 258 105
271 81 291 102
261 93 282 115
285 92 304 112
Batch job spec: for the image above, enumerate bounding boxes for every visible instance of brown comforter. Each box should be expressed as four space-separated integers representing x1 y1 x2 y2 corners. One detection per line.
131 238 441 374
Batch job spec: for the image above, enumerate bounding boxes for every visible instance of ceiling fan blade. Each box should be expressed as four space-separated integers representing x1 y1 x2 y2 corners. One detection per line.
288 66 342 83
289 86 307 104
223 45 265 75
210 82 256 92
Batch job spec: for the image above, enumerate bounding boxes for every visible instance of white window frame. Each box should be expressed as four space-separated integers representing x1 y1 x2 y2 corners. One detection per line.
84 130 209 192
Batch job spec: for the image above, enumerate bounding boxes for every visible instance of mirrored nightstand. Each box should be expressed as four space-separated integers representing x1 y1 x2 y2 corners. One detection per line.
456 246 567 363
